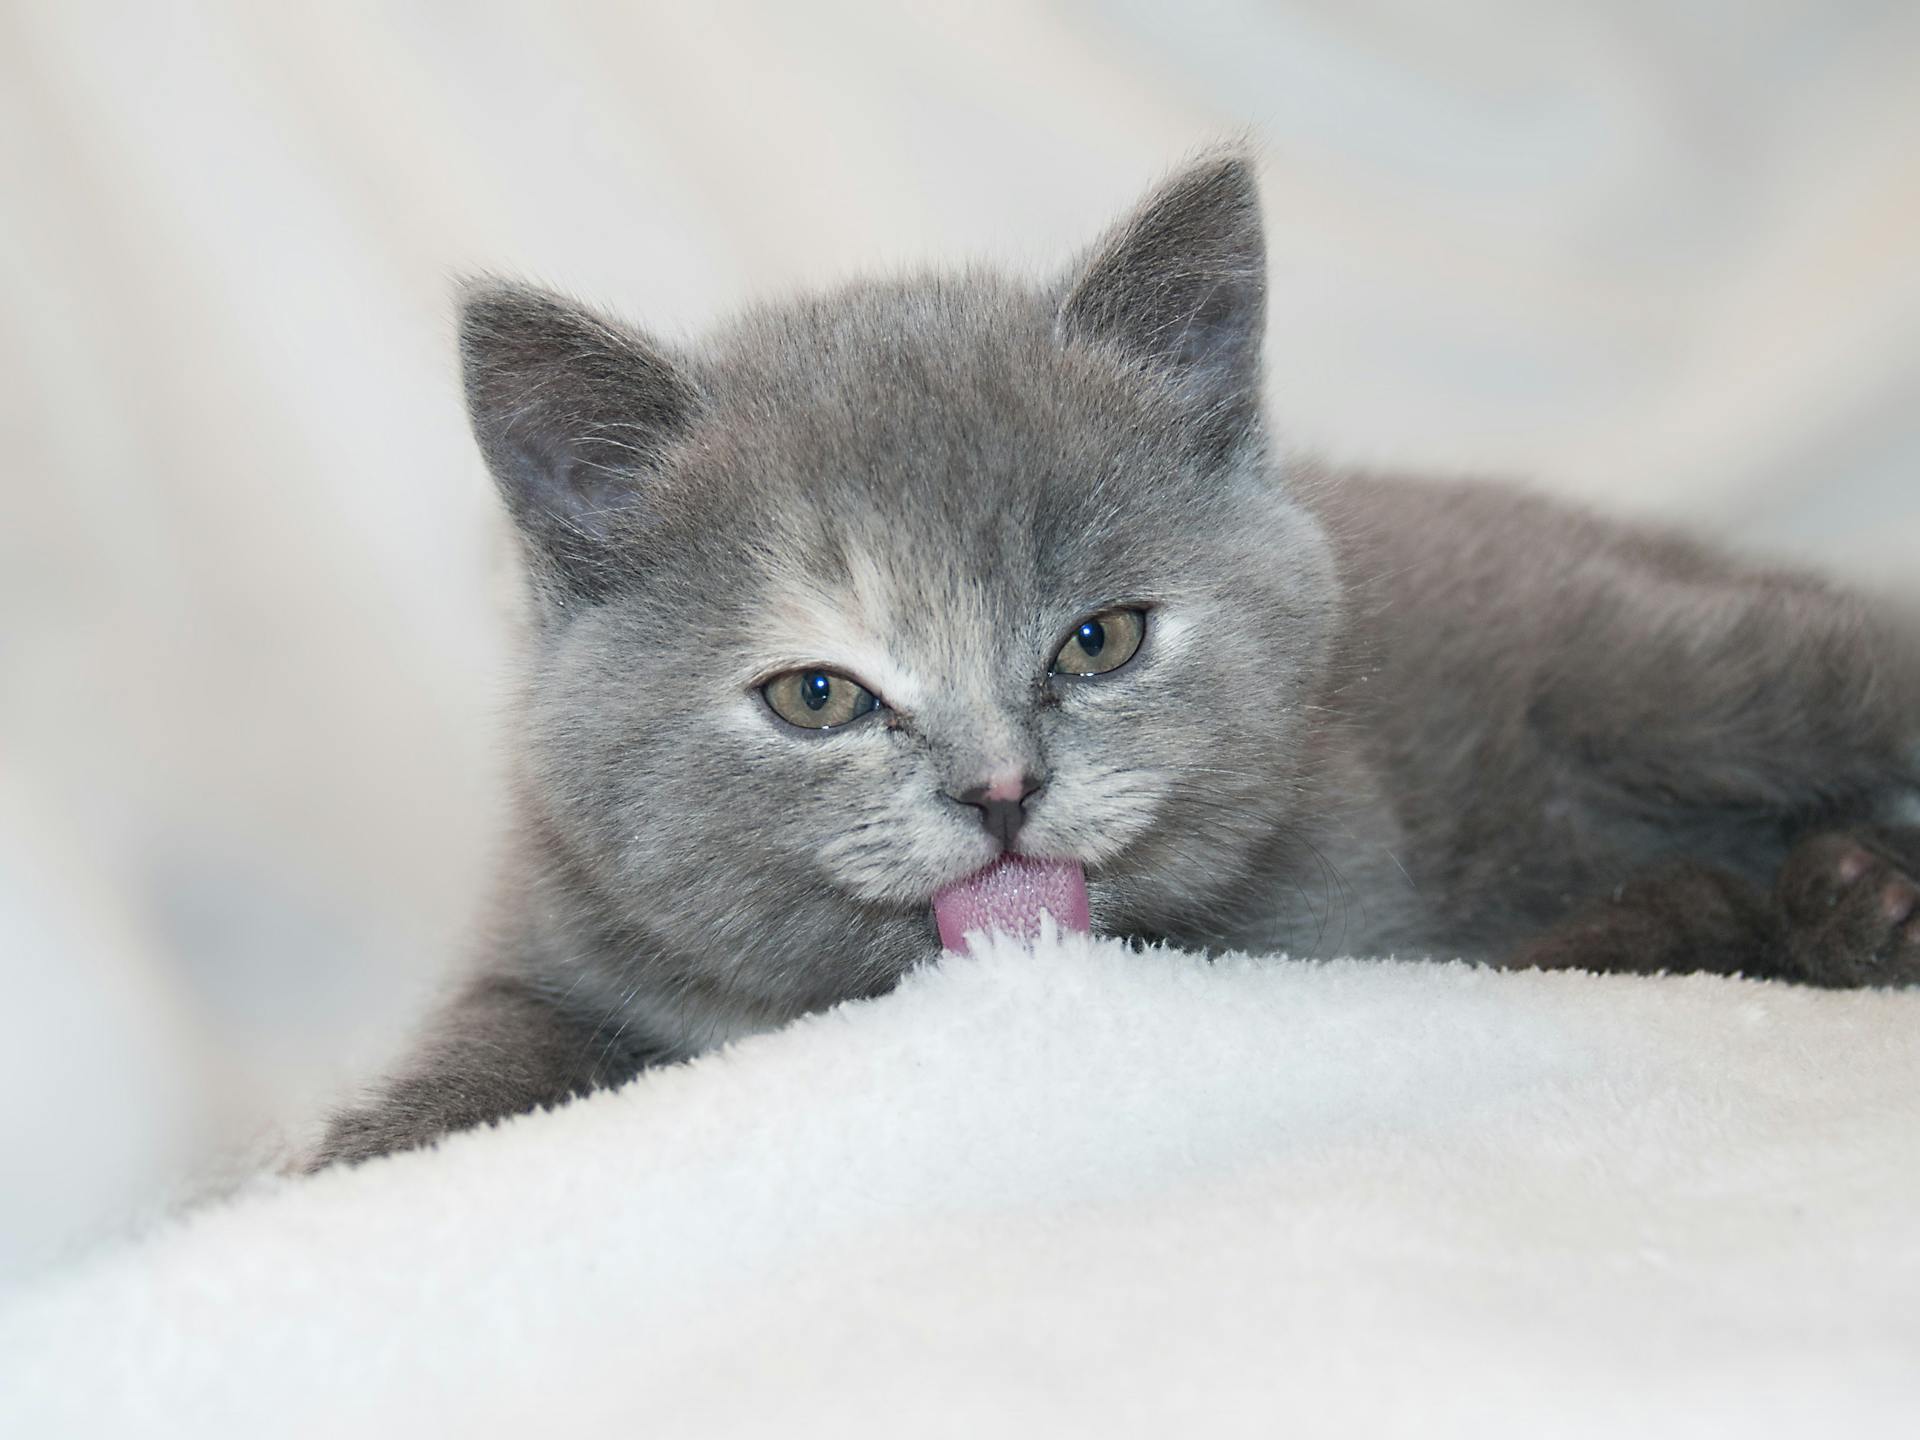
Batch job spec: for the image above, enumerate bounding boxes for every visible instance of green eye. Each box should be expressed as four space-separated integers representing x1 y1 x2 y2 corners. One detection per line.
1052 608 1146 676
763 668 881 729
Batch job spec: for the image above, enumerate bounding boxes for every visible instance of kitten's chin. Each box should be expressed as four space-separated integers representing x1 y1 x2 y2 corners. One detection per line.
930 856 1090 954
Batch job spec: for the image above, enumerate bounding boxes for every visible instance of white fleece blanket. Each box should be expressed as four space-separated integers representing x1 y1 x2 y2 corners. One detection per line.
4 933 1918 1438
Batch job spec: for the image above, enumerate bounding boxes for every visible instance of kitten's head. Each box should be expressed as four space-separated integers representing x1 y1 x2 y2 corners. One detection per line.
463 152 1342 1038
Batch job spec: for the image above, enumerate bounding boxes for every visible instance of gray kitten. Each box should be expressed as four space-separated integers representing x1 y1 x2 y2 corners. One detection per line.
315 151 1920 1167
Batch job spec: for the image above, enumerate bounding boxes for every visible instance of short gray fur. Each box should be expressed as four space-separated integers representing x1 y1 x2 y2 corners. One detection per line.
313 150 1920 1167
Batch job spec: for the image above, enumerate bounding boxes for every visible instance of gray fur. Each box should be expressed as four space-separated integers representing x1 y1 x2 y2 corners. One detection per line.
311 150 1920 1168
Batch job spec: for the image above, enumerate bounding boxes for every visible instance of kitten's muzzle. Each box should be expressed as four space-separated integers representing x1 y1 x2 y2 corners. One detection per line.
947 772 1047 851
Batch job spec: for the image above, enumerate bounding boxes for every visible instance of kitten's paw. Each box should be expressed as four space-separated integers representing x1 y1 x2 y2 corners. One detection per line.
1776 831 1920 986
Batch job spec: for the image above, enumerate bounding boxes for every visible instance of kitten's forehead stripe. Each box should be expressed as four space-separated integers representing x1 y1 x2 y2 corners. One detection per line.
752 587 919 709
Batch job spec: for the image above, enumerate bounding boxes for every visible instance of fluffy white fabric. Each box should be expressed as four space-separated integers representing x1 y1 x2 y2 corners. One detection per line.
4 933 1918 1437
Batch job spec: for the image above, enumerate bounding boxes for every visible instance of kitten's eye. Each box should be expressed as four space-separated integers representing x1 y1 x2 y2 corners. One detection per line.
1052 608 1146 676
762 668 881 729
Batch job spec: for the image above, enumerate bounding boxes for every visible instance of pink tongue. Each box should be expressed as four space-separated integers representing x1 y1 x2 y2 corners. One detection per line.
932 856 1090 953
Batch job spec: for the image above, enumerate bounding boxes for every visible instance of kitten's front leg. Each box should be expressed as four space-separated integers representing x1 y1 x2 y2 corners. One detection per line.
1510 828 1920 987
307 976 650 1169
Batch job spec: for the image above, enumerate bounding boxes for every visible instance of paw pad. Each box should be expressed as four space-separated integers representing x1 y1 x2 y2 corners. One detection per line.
1777 831 1920 986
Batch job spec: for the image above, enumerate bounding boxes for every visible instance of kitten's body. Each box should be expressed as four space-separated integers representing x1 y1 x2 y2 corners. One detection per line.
315 155 1919 1167
1317 473 1919 955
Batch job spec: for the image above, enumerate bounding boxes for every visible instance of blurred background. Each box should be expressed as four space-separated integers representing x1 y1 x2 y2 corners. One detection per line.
2 0 1916 1283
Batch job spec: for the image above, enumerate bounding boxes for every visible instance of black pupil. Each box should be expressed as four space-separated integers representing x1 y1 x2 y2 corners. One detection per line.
1076 620 1107 657
802 671 832 710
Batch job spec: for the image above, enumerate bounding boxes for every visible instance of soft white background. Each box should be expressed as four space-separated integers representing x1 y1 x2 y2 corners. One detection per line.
2 0 1917 1278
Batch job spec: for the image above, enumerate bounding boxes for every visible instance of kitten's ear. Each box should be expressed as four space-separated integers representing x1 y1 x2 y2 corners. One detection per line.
1056 151 1267 454
459 280 702 594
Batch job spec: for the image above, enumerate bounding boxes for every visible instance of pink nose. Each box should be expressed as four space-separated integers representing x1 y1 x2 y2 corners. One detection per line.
980 771 1031 803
